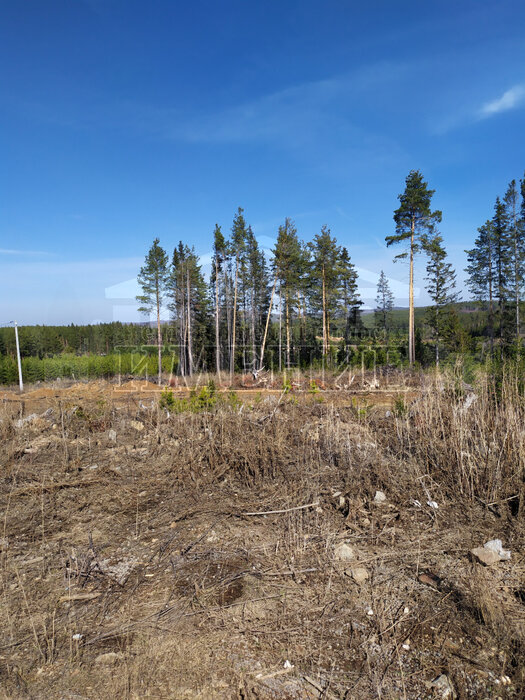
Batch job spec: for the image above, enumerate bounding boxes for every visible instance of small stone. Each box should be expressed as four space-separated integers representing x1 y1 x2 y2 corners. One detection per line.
15 413 38 428
418 571 441 588
129 420 144 432
373 490 386 504
471 537 511 565
94 652 124 666
429 673 455 698
334 542 356 561
107 429 117 442
350 567 369 585
484 539 511 561
470 547 501 566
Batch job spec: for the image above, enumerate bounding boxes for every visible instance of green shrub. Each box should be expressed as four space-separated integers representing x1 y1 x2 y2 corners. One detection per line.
159 387 176 411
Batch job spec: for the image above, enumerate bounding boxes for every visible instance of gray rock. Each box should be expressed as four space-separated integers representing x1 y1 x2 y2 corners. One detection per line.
471 547 501 566
373 490 387 504
484 538 511 560
107 429 117 442
14 413 38 428
350 567 369 585
94 651 124 666
334 542 356 561
429 673 455 698
471 538 511 565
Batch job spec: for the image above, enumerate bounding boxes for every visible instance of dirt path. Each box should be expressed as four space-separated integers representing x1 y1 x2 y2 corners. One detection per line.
0 379 419 414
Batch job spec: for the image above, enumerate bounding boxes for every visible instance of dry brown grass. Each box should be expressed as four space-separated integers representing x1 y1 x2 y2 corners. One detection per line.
0 368 523 698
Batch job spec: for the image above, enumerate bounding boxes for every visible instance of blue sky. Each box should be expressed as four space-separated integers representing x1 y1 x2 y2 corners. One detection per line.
1 0 525 324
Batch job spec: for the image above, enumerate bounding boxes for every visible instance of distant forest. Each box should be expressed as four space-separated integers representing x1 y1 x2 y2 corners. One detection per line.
1 170 524 384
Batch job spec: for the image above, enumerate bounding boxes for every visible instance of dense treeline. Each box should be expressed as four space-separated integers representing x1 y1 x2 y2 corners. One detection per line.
465 178 525 352
0 322 168 359
135 208 365 379
2 170 525 385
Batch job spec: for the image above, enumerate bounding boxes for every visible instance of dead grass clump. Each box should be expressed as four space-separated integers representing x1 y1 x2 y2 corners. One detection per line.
371 367 525 508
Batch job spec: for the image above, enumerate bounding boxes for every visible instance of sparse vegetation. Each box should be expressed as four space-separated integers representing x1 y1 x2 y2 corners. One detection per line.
0 368 523 698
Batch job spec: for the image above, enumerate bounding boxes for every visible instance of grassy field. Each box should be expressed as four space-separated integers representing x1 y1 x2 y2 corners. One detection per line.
0 369 523 698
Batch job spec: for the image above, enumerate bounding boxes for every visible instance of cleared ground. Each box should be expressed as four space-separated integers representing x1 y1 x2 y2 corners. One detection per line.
0 373 523 698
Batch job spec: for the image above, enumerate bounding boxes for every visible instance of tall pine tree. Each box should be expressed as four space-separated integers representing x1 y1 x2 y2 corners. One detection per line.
229 208 247 376
136 238 169 385
386 170 442 366
423 233 459 366
503 180 525 348
273 219 302 368
340 247 362 345
308 226 341 358
465 220 496 355
211 224 227 376
374 270 394 342
492 196 512 341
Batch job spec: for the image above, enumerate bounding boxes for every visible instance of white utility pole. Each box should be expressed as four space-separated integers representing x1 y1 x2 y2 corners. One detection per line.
13 321 24 392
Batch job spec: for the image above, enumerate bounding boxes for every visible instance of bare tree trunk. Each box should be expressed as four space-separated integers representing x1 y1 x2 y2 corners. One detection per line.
297 291 305 365
515 235 521 351
186 268 193 376
179 279 186 376
510 197 521 350
215 257 221 377
285 292 291 369
408 220 415 366
242 278 247 365
278 285 282 372
488 258 494 357
231 256 239 379
251 285 256 367
156 283 162 386
260 273 277 370
322 267 327 356
224 268 231 377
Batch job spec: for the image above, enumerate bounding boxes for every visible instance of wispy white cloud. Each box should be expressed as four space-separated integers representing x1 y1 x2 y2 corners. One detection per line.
479 84 525 118
5 62 409 168
168 63 408 151
0 248 52 256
